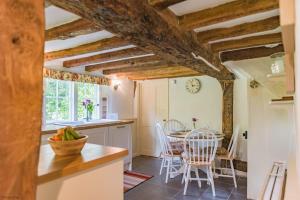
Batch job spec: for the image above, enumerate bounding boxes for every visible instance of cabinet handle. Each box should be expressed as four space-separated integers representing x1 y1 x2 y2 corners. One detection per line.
116 125 126 129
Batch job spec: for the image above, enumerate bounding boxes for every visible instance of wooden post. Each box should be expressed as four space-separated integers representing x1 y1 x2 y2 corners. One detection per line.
0 1 44 199
219 80 234 148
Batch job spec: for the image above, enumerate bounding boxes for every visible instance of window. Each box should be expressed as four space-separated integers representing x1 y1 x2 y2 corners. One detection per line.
76 82 100 120
43 78 101 124
45 79 71 122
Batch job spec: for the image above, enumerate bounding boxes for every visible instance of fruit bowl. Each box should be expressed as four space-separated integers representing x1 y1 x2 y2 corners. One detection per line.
48 126 88 156
48 135 88 156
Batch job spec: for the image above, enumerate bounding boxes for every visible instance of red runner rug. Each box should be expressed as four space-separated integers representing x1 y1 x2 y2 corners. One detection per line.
124 171 153 192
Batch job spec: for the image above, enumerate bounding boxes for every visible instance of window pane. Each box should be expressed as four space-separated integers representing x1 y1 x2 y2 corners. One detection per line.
76 82 99 120
58 80 69 97
44 78 71 122
57 97 70 120
45 79 56 97
45 97 56 121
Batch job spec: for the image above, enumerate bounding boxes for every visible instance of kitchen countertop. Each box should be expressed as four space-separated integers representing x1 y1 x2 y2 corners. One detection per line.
42 119 134 135
38 143 128 184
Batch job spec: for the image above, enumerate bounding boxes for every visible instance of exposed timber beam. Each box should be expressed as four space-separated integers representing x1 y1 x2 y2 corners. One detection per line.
114 66 200 79
197 16 280 43
148 0 185 10
48 0 234 80
179 0 279 30
63 47 150 68
85 55 161 72
45 18 101 41
45 0 52 8
220 44 284 62
211 33 282 52
45 37 130 61
129 73 200 80
103 63 174 75
0 0 44 198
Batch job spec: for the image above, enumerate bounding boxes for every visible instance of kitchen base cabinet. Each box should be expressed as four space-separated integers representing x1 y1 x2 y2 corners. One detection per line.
79 127 108 146
108 125 132 170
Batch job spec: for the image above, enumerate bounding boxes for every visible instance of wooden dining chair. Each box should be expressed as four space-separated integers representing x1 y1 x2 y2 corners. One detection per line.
214 125 240 188
155 123 183 183
182 129 218 196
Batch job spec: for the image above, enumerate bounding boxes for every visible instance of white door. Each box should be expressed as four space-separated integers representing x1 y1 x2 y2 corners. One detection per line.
139 79 169 157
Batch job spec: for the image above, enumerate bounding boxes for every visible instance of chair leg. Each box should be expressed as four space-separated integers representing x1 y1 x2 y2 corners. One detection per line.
230 159 237 188
181 162 187 184
160 157 165 175
209 166 216 197
183 165 191 195
195 167 201 188
206 166 210 185
165 159 170 183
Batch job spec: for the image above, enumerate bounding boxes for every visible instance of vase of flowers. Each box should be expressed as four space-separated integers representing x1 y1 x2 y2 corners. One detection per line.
82 99 94 121
192 117 198 129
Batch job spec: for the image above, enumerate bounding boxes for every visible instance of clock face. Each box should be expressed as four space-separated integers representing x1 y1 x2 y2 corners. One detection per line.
185 78 201 94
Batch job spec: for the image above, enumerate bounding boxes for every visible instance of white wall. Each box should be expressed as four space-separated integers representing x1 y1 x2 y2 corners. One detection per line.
168 76 223 131
101 79 135 119
233 77 248 162
247 86 294 199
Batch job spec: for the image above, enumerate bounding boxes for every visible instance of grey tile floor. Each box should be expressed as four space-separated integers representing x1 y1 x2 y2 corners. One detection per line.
125 156 247 200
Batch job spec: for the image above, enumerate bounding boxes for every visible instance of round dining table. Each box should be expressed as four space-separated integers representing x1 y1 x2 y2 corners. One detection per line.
167 129 225 141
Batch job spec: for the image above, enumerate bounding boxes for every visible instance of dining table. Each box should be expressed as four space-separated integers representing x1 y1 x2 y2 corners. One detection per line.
167 129 225 141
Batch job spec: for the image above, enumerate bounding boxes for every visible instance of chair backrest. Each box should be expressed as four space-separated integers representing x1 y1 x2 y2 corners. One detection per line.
155 123 173 156
227 126 240 159
183 129 218 165
163 119 186 134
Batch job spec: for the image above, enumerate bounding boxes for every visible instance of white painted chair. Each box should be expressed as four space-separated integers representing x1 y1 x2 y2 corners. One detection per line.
182 129 218 196
214 126 240 188
156 123 183 183
163 119 187 134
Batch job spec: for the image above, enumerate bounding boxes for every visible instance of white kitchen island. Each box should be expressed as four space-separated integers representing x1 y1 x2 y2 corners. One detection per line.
37 143 128 200
42 119 133 170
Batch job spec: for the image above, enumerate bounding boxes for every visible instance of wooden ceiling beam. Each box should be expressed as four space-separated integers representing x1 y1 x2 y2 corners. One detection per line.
63 47 150 68
85 55 161 72
148 0 185 10
103 63 173 75
48 0 234 80
220 44 284 62
211 33 282 52
45 37 130 61
45 0 52 8
129 73 200 80
45 19 101 41
119 66 200 79
197 16 280 43
179 0 279 30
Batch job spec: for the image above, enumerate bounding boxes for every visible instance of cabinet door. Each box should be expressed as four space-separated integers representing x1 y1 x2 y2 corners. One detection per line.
109 125 132 164
80 127 109 146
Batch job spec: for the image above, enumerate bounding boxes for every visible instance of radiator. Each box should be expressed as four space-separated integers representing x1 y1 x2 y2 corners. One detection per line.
260 162 287 200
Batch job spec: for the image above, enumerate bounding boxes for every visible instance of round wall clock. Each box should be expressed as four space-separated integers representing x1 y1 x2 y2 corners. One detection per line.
185 78 201 94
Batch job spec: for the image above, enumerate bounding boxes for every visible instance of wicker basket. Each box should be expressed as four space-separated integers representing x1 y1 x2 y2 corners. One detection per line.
48 135 88 156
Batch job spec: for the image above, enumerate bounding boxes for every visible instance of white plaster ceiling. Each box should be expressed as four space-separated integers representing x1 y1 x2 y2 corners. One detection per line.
169 0 235 16
45 6 80 29
225 57 287 98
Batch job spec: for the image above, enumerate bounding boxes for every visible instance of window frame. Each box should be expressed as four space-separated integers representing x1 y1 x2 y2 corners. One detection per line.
43 78 101 125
